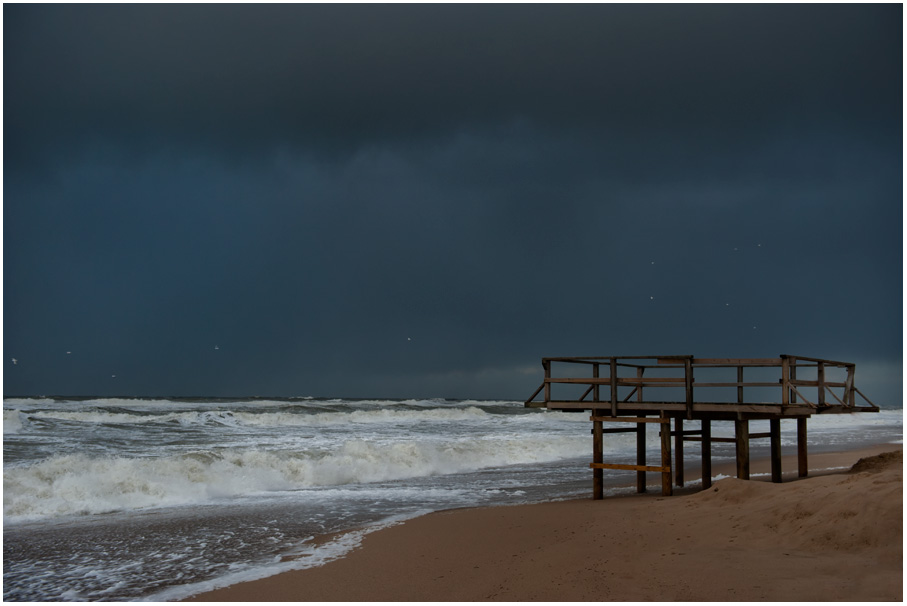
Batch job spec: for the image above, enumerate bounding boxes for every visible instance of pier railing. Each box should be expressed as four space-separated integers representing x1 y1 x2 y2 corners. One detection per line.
524 355 879 417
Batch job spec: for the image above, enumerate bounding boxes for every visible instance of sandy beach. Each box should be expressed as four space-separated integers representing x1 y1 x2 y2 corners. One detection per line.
185 443 902 602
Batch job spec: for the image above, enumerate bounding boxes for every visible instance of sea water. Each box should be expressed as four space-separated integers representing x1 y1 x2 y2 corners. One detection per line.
3 397 902 601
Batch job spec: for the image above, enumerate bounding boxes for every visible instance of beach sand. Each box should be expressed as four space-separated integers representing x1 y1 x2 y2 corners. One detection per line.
185 444 902 602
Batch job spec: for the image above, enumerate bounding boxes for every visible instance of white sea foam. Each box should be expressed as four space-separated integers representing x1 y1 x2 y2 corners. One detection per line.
13 405 584 429
143 510 426 602
4 410 25 433
3 434 587 521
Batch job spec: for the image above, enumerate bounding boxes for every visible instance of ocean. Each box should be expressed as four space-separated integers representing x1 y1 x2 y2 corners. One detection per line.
3 396 902 601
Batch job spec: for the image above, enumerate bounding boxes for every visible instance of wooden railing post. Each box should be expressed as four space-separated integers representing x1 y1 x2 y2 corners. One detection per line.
701 419 712 489
737 365 744 404
636 415 647 493
610 357 618 416
637 366 644 403
781 356 790 406
684 357 693 420
593 363 600 403
817 362 826 406
543 360 551 403
790 358 797 404
845 364 855 407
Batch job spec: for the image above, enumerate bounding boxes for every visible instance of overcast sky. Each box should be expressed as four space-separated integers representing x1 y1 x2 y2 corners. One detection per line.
3 3 902 402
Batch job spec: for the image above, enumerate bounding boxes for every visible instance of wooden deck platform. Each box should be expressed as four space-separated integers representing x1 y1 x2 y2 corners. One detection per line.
524 355 880 498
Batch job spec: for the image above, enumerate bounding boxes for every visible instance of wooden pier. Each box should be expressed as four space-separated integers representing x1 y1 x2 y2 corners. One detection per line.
524 355 880 498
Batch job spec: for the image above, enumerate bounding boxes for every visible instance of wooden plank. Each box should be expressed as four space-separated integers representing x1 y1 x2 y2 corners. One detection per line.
782 354 850 366
693 358 782 366
549 377 686 384
550 401 815 416
657 356 694 364
790 380 846 388
590 416 670 424
590 463 669 473
602 427 637 434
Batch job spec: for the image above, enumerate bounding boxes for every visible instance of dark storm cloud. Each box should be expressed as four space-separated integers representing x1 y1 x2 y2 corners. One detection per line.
5 3 899 164
3 3 902 400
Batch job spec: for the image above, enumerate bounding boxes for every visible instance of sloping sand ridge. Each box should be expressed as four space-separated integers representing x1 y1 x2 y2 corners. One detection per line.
186 445 902 601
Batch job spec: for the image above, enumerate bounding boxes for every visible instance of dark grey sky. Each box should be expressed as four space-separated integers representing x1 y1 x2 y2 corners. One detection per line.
4 3 903 401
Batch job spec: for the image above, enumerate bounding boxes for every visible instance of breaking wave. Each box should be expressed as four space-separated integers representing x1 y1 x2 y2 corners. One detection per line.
3 434 587 521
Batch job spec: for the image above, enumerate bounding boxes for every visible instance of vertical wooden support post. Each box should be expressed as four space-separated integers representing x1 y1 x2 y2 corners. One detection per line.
781 356 790 406
817 362 826 406
845 365 855 407
674 417 684 487
684 357 693 420
701 419 712 489
797 417 808 477
636 366 644 403
609 358 618 416
770 418 782 483
735 418 750 480
543 360 551 404
592 410 603 500
636 415 647 493
592 363 600 403
660 412 673 496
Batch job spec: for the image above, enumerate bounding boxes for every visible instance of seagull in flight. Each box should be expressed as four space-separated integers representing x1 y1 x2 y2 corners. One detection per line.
11 358 17 365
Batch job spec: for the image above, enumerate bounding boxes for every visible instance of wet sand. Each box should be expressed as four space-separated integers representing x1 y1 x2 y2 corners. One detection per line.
185 444 902 602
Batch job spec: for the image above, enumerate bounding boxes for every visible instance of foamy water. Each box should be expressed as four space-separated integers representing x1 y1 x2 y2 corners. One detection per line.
3 396 902 601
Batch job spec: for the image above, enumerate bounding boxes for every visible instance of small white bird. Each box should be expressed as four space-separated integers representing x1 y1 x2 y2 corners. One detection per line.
66 351 71 355
11 358 17 365
214 345 219 350
111 374 116 378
